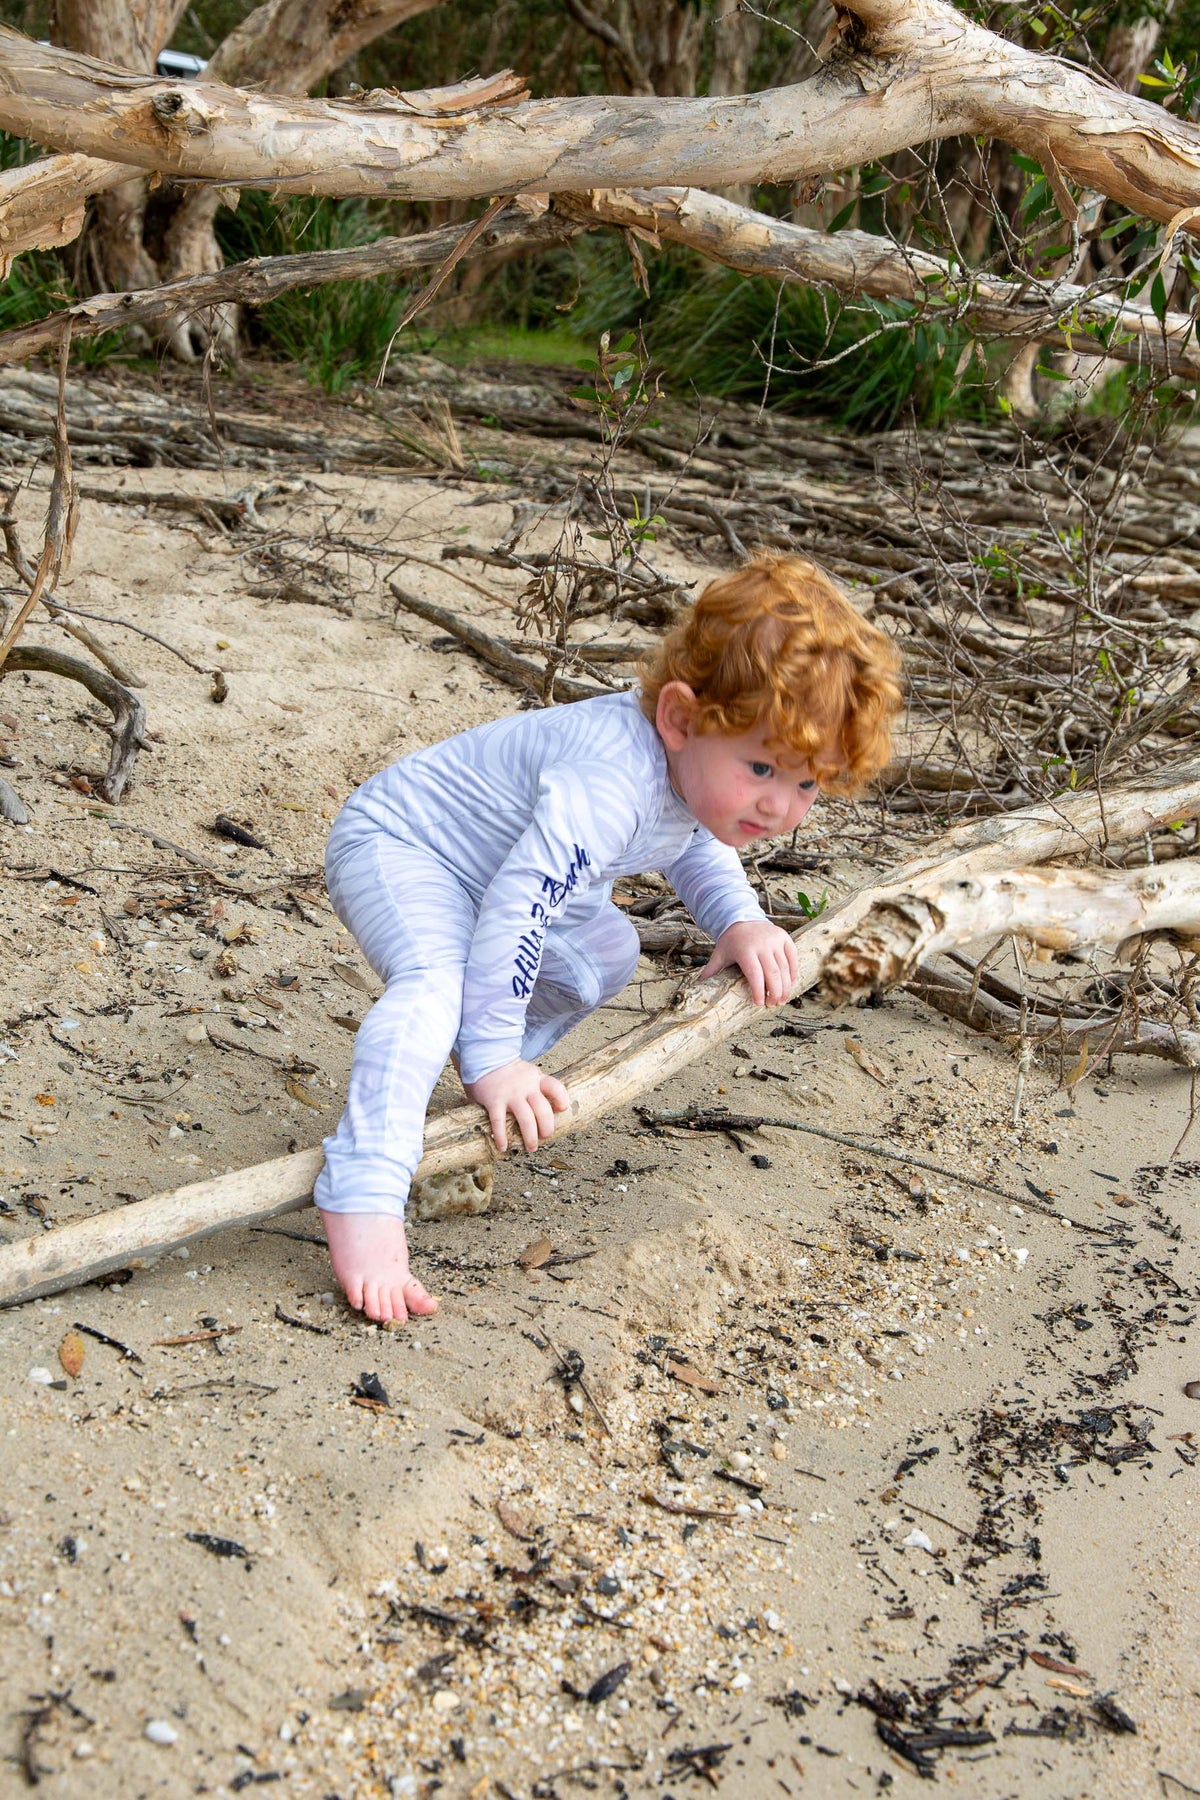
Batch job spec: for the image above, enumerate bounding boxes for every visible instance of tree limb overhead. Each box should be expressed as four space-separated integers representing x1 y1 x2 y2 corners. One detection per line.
0 1 1198 227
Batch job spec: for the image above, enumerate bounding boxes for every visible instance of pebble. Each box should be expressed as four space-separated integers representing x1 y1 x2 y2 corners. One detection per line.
432 1689 458 1713
28 1368 54 1384
902 1528 934 1551
144 1720 178 1746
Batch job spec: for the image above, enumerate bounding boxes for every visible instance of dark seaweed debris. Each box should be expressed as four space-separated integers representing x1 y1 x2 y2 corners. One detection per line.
186 1530 252 1566
855 1682 995 1777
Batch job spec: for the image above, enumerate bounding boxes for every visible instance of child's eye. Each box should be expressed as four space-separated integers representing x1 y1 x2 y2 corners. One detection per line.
799 779 817 792
750 761 773 778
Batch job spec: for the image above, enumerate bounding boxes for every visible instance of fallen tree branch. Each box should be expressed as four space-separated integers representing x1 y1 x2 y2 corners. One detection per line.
822 860 1200 1004
0 205 580 368
3 184 1195 385
569 187 1200 385
2 642 148 802
905 960 1200 1069
2 758 1198 1306
1 2 1199 229
390 583 610 703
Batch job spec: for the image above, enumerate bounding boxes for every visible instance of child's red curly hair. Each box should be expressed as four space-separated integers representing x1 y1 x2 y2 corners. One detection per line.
639 555 902 796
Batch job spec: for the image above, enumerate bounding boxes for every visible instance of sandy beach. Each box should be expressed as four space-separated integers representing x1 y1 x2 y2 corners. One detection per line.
1 368 1198 1798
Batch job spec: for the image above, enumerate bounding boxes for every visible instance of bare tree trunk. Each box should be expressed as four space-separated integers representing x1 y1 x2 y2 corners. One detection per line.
47 0 187 297
2 757 1199 1308
34 0 444 359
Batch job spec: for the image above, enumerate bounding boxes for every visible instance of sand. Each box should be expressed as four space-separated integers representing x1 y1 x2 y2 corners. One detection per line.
1 367 1198 1798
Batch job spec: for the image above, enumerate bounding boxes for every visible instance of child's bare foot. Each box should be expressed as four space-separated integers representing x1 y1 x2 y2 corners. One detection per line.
319 1210 439 1325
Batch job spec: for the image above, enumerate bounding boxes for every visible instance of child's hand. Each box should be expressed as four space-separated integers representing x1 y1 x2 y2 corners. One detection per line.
464 1058 570 1153
701 919 799 1006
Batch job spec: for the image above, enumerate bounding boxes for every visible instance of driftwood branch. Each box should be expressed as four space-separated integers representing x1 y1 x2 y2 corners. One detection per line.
823 861 1200 1004
0 2 1198 228
906 961 1200 1070
2 643 147 802
2 758 1199 1307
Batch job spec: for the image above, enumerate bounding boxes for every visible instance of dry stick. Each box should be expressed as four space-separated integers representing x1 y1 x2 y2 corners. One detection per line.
637 1104 1083 1221
377 195 510 383
3 760 1199 1307
390 584 608 702
0 331 77 671
905 962 1200 1069
3 644 146 804
1 500 144 686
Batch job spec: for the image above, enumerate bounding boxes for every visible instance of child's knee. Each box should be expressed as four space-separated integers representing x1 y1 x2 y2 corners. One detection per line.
603 916 641 999
579 912 640 1006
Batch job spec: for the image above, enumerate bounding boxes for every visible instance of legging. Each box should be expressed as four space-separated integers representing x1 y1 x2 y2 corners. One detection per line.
314 818 640 1216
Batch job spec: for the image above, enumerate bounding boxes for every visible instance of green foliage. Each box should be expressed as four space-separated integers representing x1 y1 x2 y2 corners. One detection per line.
564 237 991 431
214 192 412 392
0 130 141 366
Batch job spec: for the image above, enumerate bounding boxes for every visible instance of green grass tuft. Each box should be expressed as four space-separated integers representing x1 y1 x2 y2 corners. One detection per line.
215 193 413 393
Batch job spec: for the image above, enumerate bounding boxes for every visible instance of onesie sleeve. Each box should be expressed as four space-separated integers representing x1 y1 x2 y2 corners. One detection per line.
664 829 768 942
456 761 639 1084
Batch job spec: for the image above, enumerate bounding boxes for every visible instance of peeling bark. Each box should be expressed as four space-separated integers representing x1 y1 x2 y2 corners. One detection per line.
571 187 1200 382
823 862 1200 1005
1 1 1198 230
3 186 1194 385
5 0 447 359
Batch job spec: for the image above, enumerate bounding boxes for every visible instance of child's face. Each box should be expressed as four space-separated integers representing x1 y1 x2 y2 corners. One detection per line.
657 686 829 847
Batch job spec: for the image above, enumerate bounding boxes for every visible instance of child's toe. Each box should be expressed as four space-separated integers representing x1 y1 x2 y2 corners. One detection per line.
361 1280 391 1323
402 1275 438 1317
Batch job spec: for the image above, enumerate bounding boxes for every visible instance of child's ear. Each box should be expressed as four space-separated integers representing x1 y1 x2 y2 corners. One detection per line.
655 681 698 751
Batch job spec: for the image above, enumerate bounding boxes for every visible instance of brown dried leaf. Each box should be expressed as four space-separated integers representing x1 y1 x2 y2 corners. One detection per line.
518 1237 553 1270
58 1330 85 1379
1030 1651 1093 1678
285 1074 327 1112
844 1035 886 1085
664 1359 722 1396
496 1498 535 1542
332 957 375 995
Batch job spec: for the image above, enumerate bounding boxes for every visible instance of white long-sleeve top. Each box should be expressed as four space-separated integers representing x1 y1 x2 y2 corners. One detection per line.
340 689 767 1082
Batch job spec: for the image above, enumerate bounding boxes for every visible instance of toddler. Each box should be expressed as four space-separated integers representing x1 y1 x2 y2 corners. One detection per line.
315 555 902 1322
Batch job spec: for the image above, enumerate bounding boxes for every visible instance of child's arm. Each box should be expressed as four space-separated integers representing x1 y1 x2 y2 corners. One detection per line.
457 762 641 1139
698 918 798 1005
665 832 798 1005
463 1060 569 1154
